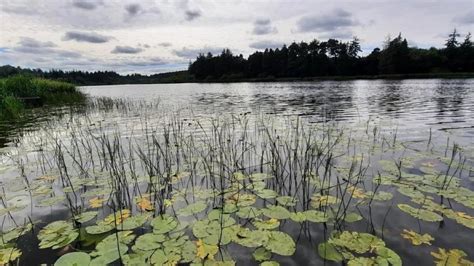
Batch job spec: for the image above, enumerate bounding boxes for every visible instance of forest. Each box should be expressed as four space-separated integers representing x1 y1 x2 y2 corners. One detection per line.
189 30 474 80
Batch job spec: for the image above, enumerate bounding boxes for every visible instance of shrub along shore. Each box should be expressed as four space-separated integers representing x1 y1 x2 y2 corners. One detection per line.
0 75 85 118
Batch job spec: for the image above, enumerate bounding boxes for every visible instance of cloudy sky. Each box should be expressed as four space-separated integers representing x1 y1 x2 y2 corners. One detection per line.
0 0 473 74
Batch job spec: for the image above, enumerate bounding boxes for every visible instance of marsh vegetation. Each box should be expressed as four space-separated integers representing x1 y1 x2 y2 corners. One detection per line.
0 80 473 265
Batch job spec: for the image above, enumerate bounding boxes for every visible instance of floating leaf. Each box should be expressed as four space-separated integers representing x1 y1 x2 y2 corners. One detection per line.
398 187 425 199
367 191 393 201
329 231 385 254
37 196 65 207
375 247 402 266
348 257 376 265
0 247 22 264
256 189 278 199
264 231 295 256
290 212 306 223
85 224 114 235
318 242 344 262
132 233 165 252
253 218 280 230
234 229 269 248
253 247 271 262
136 197 154 211
401 229 434 246
119 213 151 230
311 194 340 207
398 204 443 222
0 223 32 245
196 239 218 260
74 211 98 224
38 221 78 249
89 197 107 208
178 201 208 216
344 213 363 223
431 248 474 266
151 215 178 234
54 252 91 266
262 205 290 220
304 210 329 223
260 261 279 266
236 206 261 219
276 196 297 207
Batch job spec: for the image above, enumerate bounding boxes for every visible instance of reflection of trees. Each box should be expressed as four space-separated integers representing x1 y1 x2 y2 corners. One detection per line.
433 80 466 119
192 82 356 121
374 81 405 118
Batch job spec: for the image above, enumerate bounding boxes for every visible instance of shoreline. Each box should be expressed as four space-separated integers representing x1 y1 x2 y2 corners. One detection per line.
77 72 474 86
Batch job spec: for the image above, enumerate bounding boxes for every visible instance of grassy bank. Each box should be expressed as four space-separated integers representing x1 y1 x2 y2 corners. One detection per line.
0 75 85 118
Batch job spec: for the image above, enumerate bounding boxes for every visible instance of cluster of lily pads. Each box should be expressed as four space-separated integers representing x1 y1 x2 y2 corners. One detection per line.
0 111 473 265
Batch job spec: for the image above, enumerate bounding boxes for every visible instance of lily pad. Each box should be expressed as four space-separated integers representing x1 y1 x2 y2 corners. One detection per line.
262 205 290 220
151 215 178 234
264 231 295 256
54 252 91 266
38 221 78 249
398 204 443 222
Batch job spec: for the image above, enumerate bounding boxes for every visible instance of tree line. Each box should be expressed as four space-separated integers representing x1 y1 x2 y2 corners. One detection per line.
0 65 192 85
189 30 474 80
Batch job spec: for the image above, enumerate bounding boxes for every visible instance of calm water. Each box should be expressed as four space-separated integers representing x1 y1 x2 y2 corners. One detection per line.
1 79 473 265
81 79 474 142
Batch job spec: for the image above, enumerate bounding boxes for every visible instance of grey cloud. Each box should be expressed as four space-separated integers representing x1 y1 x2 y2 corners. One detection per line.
296 8 358 32
111 46 143 54
252 18 277 35
185 10 201 21
173 46 224 59
12 37 81 58
319 30 353 40
72 0 101 10
62 31 113 43
158 42 172 47
249 40 285 50
125 4 141 16
126 57 167 66
454 10 474 24
18 37 56 48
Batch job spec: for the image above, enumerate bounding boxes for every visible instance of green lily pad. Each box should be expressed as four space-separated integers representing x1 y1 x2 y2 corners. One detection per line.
151 215 178 234
54 252 91 266
398 204 443 222
234 229 269 248
38 221 78 249
276 196 297 207
262 205 290 220
119 213 151 230
74 211 98 224
304 210 329 223
236 206 261 219
177 201 208 216
253 247 272 262
344 213 363 223
318 242 344 262
264 231 295 256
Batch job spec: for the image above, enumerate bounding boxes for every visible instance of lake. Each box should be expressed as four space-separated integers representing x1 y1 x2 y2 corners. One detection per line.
1 79 473 265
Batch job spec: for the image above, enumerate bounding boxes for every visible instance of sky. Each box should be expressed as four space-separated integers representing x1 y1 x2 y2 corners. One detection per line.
0 0 473 74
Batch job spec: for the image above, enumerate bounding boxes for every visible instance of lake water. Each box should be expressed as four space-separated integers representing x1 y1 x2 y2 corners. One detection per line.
0 79 473 265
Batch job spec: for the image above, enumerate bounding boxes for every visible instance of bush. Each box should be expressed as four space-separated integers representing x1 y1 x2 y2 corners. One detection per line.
0 96 24 117
0 75 84 118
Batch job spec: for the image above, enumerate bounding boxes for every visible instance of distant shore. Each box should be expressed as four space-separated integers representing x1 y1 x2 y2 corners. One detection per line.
178 72 474 84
